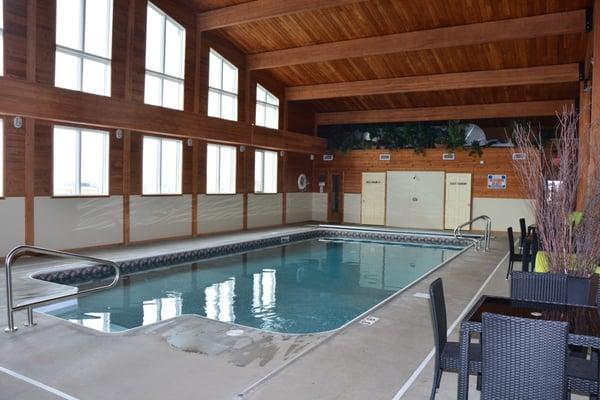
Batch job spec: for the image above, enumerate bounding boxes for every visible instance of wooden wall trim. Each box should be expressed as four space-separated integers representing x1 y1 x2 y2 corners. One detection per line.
197 0 368 31
122 130 131 243
576 81 591 211
0 78 326 154
286 64 581 101
191 140 199 235
247 10 586 70
315 100 575 125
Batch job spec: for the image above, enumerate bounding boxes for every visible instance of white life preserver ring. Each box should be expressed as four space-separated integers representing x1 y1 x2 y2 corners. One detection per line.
297 174 308 191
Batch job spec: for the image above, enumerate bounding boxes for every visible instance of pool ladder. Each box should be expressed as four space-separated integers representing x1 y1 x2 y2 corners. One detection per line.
4 245 121 333
454 215 492 252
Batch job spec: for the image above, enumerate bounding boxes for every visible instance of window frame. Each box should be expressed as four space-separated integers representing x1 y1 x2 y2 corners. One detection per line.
142 135 183 196
206 143 237 195
144 2 186 110
208 48 239 121
255 84 280 129
52 125 110 197
254 149 278 194
54 0 113 96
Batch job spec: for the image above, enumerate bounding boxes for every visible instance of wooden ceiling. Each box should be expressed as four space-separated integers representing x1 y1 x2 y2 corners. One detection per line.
192 0 591 118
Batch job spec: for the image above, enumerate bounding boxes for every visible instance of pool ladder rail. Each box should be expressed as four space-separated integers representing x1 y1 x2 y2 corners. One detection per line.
4 245 121 333
454 215 492 252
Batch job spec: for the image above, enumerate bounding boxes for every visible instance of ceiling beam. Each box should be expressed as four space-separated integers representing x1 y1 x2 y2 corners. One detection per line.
248 10 586 70
315 100 574 125
0 77 325 154
197 0 367 31
286 64 581 101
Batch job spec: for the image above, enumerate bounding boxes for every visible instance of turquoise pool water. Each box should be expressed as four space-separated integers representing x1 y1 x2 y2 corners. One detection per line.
41 238 462 334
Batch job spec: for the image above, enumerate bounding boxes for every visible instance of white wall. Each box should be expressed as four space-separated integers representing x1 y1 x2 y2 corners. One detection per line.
247 194 282 228
343 193 361 224
286 192 313 223
130 195 192 242
312 193 328 222
0 197 25 256
472 197 534 232
197 194 244 234
35 196 123 249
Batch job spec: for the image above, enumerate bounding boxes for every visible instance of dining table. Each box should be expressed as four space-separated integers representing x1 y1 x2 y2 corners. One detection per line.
457 295 600 399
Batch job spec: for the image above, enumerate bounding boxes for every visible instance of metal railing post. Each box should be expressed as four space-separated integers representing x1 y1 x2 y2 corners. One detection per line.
454 215 492 252
4 245 120 333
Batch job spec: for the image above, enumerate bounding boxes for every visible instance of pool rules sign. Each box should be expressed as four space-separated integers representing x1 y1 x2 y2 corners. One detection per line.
487 174 507 190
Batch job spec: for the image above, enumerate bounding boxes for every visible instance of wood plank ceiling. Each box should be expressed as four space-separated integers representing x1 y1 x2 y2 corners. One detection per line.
192 0 591 119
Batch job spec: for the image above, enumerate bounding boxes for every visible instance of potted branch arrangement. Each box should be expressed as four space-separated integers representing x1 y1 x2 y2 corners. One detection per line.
511 108 600 304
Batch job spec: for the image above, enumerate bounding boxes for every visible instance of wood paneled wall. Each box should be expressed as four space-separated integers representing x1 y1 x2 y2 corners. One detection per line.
315 148 528 199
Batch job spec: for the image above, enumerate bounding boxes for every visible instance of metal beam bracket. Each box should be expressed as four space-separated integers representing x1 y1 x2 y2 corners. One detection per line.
586 7 593 32
580 62 586 81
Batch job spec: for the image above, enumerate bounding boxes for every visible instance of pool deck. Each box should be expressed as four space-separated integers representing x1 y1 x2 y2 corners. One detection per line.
0 225 561 400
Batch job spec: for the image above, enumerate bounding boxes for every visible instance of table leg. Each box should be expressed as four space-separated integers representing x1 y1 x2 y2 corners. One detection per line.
457 323 471 400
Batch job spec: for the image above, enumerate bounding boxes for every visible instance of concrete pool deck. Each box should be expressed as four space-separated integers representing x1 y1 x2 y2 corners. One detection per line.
0 225 553 400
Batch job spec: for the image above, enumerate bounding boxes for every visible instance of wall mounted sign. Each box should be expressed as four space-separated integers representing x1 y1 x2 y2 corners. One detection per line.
323 154 334 161
487 174 507 190
442 152 455 161
379 153 391 161
512 152 527 160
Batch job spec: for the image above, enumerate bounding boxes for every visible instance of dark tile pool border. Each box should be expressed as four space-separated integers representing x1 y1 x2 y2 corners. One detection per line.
32 229 474 286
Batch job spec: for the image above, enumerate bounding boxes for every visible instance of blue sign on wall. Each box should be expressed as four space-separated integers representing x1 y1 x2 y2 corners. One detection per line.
487 174 507 190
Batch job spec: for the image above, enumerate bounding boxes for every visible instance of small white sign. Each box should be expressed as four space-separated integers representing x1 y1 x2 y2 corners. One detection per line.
442 152 455 161
512 152 527 160
359 316 380 326
379 153 391 161
323 154 334 161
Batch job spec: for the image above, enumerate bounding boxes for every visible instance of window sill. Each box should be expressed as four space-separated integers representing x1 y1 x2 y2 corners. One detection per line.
51 195 111 199
253 192 279 195
140 193 184 197
204 193 238 196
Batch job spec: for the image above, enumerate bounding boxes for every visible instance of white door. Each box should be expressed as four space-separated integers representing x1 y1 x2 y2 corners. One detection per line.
361 172 386 225
386 171 445 229
444 173 472 230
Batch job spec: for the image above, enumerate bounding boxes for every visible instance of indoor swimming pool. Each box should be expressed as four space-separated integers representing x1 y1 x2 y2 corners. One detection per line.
39 237 464 334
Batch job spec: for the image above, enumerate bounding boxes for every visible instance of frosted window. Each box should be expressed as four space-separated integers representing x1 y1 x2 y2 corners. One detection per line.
206 144 236 194
254 150 278 193
207 49 238 121
55 0 113 96
53 126 109 196
142 136 182 195
255 84 279 129
144 2 186 110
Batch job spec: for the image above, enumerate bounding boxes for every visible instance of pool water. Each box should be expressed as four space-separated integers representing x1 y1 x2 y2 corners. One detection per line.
41 238 462 334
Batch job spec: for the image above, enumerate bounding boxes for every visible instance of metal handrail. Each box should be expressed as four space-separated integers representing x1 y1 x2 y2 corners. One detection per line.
454 215 492 252
4 245 121 333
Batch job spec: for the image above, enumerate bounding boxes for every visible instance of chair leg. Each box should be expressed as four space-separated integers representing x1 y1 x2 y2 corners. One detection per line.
429 368 442 400
506 260 513 279
476 373 482 391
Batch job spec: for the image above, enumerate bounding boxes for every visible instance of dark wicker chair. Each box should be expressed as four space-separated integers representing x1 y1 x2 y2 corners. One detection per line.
521 238 532 272
510 270 567 304
519 217 528 246
506 227 523 279
428 278 481 400
530 232 539 271
481 312 569 400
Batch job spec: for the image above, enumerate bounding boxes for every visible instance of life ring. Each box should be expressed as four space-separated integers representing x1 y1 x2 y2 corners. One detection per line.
297 174 308 191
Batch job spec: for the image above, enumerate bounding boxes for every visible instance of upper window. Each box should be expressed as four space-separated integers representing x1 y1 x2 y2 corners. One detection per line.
208 49 238 121
206 144 236 194
254 150 278 194
145 2 186 110
142 136 183 195
53 126 109 196
55 0 113 96
256 85 279 129
0 0 4 76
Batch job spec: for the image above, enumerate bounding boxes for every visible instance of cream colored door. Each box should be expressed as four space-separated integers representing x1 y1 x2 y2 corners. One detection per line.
444 173 472 230
361 172 386 225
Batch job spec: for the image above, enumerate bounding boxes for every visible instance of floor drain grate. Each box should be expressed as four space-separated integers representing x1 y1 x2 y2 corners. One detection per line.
359 316 380 326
